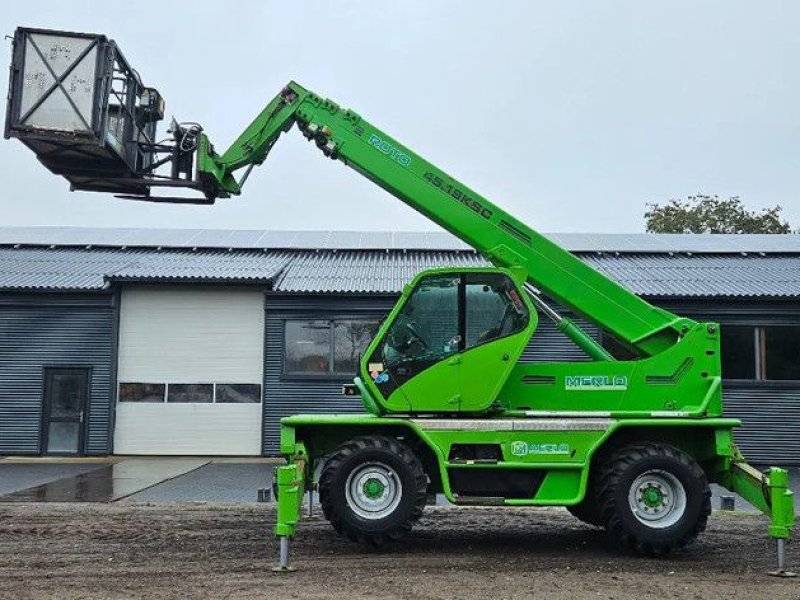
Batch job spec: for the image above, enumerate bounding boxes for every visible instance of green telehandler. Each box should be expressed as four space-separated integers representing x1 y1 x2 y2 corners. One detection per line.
5 26 795 576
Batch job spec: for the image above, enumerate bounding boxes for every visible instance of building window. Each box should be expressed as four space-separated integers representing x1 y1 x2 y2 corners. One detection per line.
167 384 213 403
763 325 800 380
119 383 262 403
216 383 261 403
720 326 756 380
334 320 381 374
719 324 800 381
598 322 799 382
284 320 331 373
284 319 380 376
119 383 165 402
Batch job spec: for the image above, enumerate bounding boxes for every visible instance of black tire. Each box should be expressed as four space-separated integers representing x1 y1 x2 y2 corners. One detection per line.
319 435 427 545
567 496 603 527
598 442 711 555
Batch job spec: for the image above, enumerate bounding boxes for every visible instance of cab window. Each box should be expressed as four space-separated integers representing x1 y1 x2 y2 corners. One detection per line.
465 272 529 349
382 274 460 367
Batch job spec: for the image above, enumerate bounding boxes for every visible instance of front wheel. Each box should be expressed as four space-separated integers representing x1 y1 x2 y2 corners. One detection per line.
598 442 711 555
319 435 427 545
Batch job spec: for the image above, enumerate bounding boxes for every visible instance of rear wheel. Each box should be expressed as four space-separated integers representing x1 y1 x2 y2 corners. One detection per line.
598 442 710 555
319 435 427 545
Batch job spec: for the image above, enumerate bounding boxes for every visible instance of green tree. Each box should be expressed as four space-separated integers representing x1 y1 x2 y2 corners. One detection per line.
645 195 791 234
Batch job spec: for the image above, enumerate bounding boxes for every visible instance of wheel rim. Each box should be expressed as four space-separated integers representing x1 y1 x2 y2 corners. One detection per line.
345 462 403 520
627 469 687 529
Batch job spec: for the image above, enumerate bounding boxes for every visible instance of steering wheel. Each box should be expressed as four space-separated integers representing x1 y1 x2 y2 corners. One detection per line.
405 322 428 349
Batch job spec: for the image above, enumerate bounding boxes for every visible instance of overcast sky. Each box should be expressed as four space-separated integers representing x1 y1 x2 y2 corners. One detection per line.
2 1 798 233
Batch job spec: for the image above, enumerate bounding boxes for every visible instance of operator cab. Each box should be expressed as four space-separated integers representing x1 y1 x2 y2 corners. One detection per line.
363 269 536 413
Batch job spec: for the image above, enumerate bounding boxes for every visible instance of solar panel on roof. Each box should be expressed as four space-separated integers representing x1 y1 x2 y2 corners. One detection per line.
221 230 266 248
0 227 798 253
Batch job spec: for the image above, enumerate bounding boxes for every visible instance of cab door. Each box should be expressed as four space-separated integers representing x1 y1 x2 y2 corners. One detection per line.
458 272 533 412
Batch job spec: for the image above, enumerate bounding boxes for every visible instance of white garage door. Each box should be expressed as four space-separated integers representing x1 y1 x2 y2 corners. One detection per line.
114 286 264 455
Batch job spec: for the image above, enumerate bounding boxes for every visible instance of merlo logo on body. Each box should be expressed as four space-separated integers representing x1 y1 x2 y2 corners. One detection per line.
510 441 570 457
565 375 628 391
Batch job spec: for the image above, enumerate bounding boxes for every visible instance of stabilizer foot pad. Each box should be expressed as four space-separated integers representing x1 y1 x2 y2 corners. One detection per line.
272 566 297 573
767 570 797 578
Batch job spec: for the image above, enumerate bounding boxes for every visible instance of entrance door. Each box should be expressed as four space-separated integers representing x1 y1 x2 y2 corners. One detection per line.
42 367 89 455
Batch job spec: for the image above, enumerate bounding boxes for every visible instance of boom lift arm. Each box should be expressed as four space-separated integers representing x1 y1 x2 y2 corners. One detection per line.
194 82 693 359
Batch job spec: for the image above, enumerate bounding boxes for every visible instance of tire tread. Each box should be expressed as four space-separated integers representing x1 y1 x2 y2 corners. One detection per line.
597 442 711 555
319 435 427 546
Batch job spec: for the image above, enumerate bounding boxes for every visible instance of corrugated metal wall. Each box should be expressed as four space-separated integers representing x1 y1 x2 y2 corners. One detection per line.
520 312 599 363
0 294 115 455
723 383 800 465
262 294 598 454
263 295 396 454
662 300 800 465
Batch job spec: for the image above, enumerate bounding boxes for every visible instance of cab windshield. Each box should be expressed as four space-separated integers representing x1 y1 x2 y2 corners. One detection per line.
382 274 460 367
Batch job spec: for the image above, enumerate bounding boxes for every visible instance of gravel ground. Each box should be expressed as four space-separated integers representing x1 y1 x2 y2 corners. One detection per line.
0 503 797 600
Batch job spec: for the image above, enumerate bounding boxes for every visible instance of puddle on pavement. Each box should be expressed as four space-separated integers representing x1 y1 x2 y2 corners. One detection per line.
0 459 208 503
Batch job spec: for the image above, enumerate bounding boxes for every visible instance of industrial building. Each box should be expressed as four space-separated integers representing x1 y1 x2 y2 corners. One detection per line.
1 227 798 464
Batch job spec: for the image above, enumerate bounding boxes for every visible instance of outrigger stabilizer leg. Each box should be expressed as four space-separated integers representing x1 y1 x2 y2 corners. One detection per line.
766 469 797 578
276 536 292 572
730 463 796 577
272 462 304 573
773 539 793 577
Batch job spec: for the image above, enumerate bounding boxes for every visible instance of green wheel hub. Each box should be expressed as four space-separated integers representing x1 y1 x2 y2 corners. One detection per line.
628 469 688 529
344 462 404 520
363 478 386 499
642 486 665 508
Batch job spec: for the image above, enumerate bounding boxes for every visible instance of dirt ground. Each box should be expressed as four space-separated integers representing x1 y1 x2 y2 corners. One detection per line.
0 503 797 600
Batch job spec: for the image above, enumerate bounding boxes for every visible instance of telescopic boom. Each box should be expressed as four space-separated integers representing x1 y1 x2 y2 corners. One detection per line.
195 82 693 358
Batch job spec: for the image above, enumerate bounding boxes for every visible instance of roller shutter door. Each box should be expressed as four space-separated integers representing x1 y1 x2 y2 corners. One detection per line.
114 286 264 455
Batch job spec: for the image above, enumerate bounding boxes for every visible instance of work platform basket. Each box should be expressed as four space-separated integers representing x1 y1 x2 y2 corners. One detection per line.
5 27 165 196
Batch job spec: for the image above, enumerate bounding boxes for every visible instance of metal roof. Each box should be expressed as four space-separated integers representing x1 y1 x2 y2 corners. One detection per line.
545 232 800 254
1 226 799 254
0 247 292 291
0 227 798 297
273 250 488 293
274 251 800 297
583 254 800 298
